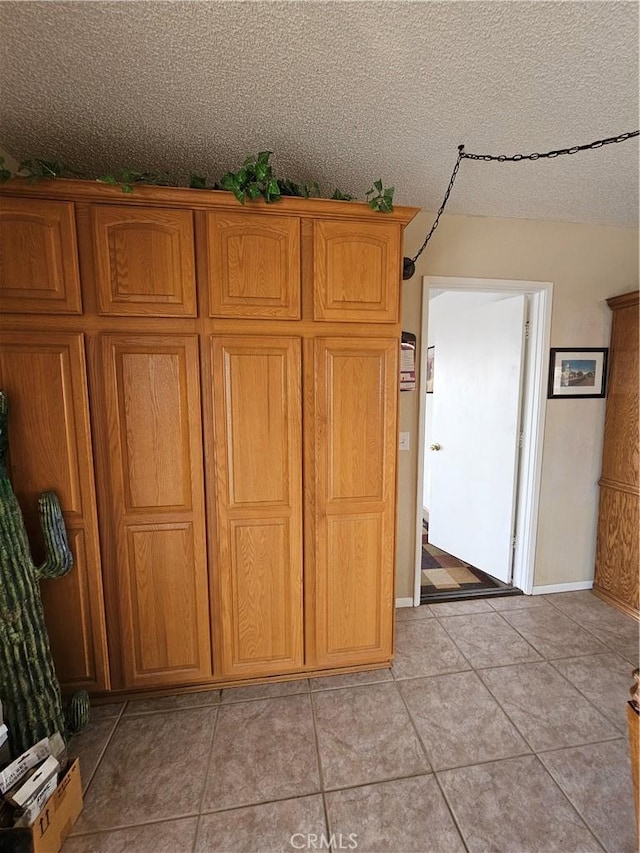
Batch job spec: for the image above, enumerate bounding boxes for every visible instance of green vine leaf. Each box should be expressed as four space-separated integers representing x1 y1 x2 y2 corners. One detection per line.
0 157 12 184
366 180 394 212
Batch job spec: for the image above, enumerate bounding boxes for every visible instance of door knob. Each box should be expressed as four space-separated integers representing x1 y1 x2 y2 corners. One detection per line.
430 443 441 451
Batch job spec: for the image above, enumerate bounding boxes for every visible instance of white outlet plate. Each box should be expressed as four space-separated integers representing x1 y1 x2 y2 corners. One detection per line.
399 432 410 451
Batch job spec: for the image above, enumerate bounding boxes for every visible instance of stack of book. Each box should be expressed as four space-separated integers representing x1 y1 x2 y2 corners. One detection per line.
0 706 67 830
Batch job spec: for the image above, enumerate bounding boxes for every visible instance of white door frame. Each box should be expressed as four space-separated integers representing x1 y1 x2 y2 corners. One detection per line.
413 275 553 605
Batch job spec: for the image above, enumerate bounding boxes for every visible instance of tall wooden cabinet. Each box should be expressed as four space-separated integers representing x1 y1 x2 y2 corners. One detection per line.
0 179 418 696
593 290 639 620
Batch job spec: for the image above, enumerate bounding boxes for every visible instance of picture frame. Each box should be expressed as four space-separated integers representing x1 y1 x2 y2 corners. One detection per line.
426 346 435 394
547 347 608 399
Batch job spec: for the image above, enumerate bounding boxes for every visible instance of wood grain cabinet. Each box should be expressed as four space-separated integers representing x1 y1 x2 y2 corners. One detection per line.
0 180 418 697
594 290 639 619
313 219 402 322
0 332 109 692
0 198 82 314
91 205 196 316
207 210 300 318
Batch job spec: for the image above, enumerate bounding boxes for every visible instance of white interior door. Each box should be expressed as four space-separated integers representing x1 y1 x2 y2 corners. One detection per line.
428 293 527 583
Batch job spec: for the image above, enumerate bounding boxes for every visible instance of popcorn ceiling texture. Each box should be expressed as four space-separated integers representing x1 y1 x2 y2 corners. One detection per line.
0 1 637 226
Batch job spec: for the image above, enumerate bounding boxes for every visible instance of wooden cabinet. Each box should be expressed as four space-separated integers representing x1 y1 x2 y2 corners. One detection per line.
308 338 398 667
99 334 211 687
0 198 81 314
207 211 300 318
313 220 402 322
210 336 303 677
91 205 196 316
0 179 418 697
0 332 109 691
594 291 639 620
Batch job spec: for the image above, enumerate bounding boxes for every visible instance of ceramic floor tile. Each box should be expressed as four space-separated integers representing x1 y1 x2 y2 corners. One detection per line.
195 795 326 853
202 694 319 811
313 682 429 789
478 661 619 751
551 652 634 732
309 668 393 691
68 718 119 792
88 702 126 722
438 755 600 852
326 774 465 853
501 606 609 658
74 707 216 833
546 591 639 653
400 671 530 770
220 678 309 703
395 605 435 621
391 619 470 680
539 739 637 853
124 689 220 716
62 818 198 852
428 598 495 617
489 595 553 612
438 612 542 668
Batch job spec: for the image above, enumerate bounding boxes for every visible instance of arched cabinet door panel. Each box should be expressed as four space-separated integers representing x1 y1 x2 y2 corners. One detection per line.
0 198 82 314
313 220 401 322
91 205 196 316
207 211 300 318
0 332 109 692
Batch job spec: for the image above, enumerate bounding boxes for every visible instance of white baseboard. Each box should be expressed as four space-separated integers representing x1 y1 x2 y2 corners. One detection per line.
395 597 415 608
531 580 593 596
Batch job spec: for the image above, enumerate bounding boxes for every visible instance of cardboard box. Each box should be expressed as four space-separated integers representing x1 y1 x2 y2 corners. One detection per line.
0 759 82 853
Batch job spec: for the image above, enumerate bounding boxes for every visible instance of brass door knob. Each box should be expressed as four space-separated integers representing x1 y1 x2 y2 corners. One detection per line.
430 443 441 451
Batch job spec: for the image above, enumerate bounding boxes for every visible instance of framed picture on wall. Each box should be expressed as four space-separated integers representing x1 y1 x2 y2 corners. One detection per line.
426 346 435 393
547 348 608 399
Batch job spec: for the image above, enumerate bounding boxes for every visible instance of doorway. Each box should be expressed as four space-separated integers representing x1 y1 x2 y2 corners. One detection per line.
413 276 553 606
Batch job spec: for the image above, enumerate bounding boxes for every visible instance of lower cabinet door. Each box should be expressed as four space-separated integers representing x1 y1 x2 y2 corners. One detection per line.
309 337 398 668
210 335 303 678
99 334 212 688
0 332 110 692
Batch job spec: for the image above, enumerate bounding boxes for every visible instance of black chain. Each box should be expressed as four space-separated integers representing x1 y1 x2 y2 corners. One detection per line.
404 129 639 277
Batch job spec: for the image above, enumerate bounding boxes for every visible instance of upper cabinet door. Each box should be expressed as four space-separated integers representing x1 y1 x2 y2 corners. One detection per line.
207 211 300 318
314 220 402 322
92 205 196 316
0 198 82 314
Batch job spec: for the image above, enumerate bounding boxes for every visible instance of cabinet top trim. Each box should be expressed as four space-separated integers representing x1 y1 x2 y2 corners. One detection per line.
607 290 639 310
0 178 420 226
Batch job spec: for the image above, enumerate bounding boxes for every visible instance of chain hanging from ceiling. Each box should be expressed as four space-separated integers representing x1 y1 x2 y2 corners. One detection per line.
402 129 640 279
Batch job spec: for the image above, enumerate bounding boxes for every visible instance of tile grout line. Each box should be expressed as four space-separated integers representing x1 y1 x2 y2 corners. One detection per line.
191 701 221 853
79 701 127 796
391 678 470 853
546 656 632 732
308 690 332 846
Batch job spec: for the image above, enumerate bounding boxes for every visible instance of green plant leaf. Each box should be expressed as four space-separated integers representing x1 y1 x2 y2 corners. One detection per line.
98 174 118 185
189 174 208 189
331 188 355 201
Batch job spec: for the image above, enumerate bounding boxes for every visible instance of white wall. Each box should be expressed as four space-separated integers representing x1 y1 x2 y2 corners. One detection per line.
396 211 639 599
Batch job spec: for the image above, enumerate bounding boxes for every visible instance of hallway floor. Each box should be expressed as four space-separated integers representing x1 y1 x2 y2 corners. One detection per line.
63 591 639 852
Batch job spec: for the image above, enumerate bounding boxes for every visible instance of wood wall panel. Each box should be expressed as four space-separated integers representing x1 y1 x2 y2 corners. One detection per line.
92 205 196 317
594 487 639 615
211 336 303 677
0 198 82 314
0 332 109 691
310 337 398 667
100 334 211 686
314 220 401 322
207 211 300 318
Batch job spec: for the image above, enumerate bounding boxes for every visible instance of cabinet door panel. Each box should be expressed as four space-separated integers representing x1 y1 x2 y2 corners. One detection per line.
211 336 303 677
92 206 196 316
310 338 398 667
208 212 300 318
0 333 109 691
314 220 401 322
101 334 211 687
0 198 81 314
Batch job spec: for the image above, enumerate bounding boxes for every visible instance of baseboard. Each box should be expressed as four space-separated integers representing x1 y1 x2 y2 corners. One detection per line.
531 580 594 595
395 597 415 608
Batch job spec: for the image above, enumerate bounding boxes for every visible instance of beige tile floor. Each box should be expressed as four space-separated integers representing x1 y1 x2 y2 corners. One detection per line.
63 591 639 852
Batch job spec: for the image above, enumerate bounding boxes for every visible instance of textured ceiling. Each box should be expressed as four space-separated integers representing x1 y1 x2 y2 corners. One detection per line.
1 1 638 226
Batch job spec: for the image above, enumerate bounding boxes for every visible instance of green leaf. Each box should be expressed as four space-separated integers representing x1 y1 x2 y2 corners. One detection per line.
121 184 134 193
374 179 382 192
189 174 207 189
0 169 11 184
98 174 118 185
